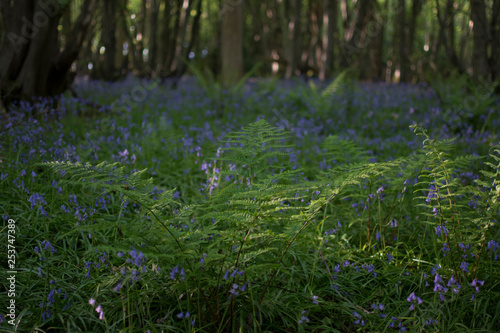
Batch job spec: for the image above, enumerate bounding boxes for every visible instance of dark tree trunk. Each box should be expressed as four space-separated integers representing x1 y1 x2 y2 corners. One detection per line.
148 0 161 74
173 0 194 77
340 0 377 75
491 0 500 88
470 0 491 81
101 0 118 81
323 0 338 79
188 0 202 57
435 0 464 74
158 0 172 76
408 0 425 57
0 0 97 111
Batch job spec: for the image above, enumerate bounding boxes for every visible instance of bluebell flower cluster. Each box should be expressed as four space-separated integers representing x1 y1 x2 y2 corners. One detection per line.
170 265 185 281
406 292 423 311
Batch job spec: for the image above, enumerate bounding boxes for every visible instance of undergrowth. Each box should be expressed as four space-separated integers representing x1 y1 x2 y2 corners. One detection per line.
0 82 499 332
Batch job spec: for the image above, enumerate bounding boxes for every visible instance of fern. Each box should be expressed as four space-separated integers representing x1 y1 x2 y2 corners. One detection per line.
411 124 483 279
38 160 184 253
184 60 262 116
36 119 498 332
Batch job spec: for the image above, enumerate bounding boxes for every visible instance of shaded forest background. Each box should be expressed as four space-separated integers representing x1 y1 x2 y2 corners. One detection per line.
0 0 499 112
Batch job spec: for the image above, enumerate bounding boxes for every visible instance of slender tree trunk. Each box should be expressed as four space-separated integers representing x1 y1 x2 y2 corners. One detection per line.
491 0 500 88
397 0 408 82
435 0 464 74
172 0 192 76
102 0 118 81
408 0 425 57
322 0 338 79
133 0 147 75
285 0 302 78
188 0 202 57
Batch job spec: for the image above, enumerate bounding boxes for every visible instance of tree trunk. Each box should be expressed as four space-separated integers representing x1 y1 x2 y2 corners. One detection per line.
491 0 500 88
470 0 491 81
101 0 118 81
322 0 338 79
397 0 409 82
0 0 97 110
435 0 464 74
172 0 193 76
285 0 302 78
148 0 161 74
221 0 244 86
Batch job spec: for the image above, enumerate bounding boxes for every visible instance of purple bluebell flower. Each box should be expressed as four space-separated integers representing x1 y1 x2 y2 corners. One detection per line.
435 225 449 237
460 261 469 273
470 278 484 293
298 310 310 324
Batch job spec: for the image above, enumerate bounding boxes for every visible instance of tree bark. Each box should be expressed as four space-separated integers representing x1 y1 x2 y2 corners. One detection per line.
322 0 338 79
148 0 161 74
221 0 244 86
470 0 491 81
491 0 500 88
285 0 302 78
0 0 97 109
397 0 409 82
101 0 118 81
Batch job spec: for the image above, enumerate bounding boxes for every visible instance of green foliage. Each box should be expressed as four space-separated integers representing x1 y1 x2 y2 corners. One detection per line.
184 60 262 116
1 82 499 332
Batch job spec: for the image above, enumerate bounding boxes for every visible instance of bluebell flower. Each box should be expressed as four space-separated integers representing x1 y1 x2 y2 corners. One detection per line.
406 292 423 311
460 261 469 273
177 312 190 319
298 311 310 324
28 193 47 209
442 243 449 256
113 280 123 292
85 262 93 279
470 278 484 293
353 311 365 326
41 240 56 253
170 265 179 280
435 225 449 237
425 318 438 326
